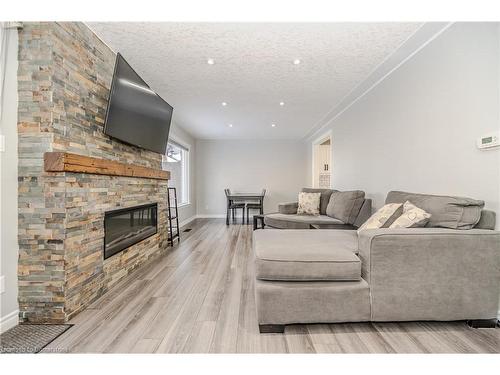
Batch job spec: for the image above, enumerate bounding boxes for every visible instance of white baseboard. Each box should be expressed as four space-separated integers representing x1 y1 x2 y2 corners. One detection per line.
195 214 227 219
179 215 197 228
178 214 230 229
0 309 19 334
195 213 259 220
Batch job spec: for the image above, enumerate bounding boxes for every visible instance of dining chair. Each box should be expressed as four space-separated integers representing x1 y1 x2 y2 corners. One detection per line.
225 188 245 225
246 189 266 224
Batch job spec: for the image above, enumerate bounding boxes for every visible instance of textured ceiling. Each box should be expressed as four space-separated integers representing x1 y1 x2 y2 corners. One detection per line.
87 22 422 139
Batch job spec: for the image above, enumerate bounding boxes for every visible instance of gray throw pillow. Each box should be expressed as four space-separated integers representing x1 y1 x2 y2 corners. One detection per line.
326 190 365 224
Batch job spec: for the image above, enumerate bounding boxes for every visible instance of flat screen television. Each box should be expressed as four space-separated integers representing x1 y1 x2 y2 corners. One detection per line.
104 53 173 154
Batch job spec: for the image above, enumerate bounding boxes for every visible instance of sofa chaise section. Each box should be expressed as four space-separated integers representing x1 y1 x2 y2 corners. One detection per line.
264 188 372 229
253 229 371 332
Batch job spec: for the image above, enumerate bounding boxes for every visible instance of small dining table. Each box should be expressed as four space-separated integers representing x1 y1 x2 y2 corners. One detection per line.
226 192 265 225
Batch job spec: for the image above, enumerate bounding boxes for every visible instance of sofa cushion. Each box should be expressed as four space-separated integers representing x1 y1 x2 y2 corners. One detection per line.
253 229 361 281
301 188 335 215
278 202 299 214
297 192 321 215
389 201 431 228
326 190 365 224
264 213 348 229
353 199 373 228
386 191 484 229
475 210 496 230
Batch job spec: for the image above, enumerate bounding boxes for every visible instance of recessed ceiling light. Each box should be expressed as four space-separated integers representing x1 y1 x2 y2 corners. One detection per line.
271 123 276 127
228 124 233 128
207 58 215 65
279 101 285 106
292 59 301 65
221 102 227 106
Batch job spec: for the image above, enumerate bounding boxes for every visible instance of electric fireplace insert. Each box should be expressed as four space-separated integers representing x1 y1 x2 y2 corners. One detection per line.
104 203 158 259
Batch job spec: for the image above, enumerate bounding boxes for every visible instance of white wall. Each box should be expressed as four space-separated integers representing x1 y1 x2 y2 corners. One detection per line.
169 122 197 226
196 139 308 217
0 25 19 332
307 23 500 226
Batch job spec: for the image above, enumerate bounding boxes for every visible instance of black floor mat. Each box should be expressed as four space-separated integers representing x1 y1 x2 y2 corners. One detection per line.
0 324 72 353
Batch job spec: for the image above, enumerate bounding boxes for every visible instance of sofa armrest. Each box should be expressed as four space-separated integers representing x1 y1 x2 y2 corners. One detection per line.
358 227 500 282
278 202 298 214
357 228 500 321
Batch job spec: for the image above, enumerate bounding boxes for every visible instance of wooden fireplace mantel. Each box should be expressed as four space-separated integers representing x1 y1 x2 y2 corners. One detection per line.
44 152 170 180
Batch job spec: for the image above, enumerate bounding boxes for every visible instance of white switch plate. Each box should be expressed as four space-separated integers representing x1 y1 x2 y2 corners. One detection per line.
0 276 5 294
0 134 5 152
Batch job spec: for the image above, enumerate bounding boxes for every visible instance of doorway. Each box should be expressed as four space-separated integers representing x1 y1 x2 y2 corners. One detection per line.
312 132 332 188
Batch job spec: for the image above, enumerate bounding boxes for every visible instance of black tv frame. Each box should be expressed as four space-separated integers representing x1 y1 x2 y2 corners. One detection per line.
103 52 173 154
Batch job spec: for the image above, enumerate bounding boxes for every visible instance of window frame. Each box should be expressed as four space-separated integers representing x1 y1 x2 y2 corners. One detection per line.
164 138 190 207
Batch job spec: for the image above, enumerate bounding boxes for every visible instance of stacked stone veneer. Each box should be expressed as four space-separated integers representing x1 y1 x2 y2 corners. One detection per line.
17 22 169 323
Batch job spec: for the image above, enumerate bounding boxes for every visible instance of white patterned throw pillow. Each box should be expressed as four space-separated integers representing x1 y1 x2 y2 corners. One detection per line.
358 203 403 231
297 192 321 216
389 201 431 228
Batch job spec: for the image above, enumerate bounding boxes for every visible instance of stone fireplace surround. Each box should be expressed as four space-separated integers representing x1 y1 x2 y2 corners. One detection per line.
17 22 169 323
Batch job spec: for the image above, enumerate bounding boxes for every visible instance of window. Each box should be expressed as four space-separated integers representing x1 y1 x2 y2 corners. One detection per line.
163 141 189 206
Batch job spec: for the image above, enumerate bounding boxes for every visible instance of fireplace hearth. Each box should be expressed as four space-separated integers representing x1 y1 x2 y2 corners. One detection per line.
104 203 158 259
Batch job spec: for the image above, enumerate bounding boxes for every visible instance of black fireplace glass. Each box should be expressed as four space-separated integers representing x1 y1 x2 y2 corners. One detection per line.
104 203 158 259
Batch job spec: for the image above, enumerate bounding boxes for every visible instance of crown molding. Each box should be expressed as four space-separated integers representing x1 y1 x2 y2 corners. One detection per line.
304 22 453 141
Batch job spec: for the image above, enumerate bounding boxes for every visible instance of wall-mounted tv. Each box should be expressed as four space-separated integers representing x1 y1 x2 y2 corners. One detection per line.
104 53 173 154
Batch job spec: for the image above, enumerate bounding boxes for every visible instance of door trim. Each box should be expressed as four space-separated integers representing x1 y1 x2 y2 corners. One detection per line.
311 130 332 188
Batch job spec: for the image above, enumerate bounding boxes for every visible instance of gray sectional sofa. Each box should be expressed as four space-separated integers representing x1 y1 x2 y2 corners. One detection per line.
253 191 500 333
264 188 372 229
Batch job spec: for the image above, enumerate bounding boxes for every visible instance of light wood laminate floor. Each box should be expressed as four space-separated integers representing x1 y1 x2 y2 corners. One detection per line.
44 219 500 353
